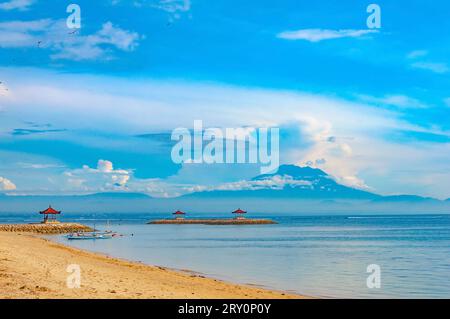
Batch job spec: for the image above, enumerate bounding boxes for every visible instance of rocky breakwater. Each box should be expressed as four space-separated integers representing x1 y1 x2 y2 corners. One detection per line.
0 223 93 234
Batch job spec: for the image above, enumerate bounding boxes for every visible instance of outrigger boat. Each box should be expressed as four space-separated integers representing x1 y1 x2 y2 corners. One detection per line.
66 232 112 240
66 221 120 240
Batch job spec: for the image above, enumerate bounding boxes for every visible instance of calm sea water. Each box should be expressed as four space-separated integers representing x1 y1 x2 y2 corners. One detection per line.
2 213 450 298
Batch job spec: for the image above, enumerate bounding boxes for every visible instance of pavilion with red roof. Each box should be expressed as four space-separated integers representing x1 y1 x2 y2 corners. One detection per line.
40 205 61 223
173 210 186 220
232 208 247 220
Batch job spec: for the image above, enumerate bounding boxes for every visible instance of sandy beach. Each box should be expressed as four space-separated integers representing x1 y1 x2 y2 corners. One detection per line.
0 232 306 299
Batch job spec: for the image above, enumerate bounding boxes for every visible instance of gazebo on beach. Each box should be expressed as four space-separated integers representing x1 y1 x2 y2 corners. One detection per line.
40 205 61 224
232 208 247 220
173 210 186 220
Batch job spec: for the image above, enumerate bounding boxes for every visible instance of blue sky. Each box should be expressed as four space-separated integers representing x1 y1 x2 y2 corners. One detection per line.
1 0 450 198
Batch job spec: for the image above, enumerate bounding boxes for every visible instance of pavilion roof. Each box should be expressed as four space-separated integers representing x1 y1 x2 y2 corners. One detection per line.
173 210 186 215
232 209 247 214
39 206 61 214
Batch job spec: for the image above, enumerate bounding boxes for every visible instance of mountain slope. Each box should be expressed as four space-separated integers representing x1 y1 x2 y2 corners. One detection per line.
184 165 380 200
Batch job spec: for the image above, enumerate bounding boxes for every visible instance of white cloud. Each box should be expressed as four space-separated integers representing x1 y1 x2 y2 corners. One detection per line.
17 163 66 169
57 159 179 196
295 127 370 190
149 0 190 13
2 67 450 198
166 171 316 196
0 176 16 191
52 22 141 60
211 175 313 192
331 174 371 191
407 50 428 59
62 159 132 192
0 19 52 48
82 159 130 177
115 0 191 21
0 0 34 11
151 0 192 22
0 19 141 60
277 29 378 42
0 82 10 97
444 98 450 107
358 94 427 109
1 67 409 135
406 50 449 74
411 62 449 74
95 22 140 51
97 159 114 173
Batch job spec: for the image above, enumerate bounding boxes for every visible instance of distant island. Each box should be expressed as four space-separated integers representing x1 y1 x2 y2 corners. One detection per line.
1 165 449 214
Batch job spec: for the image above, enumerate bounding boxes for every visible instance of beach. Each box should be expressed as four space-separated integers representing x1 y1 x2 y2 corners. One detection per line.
0 231 305 299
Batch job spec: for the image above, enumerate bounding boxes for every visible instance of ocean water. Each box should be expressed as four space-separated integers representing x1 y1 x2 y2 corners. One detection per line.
2 213 450 298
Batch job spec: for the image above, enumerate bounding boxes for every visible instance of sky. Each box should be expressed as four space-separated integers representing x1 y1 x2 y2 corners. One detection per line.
1 0 450 199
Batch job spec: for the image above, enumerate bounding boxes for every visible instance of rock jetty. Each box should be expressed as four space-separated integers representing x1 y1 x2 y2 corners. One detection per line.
0 223 93 234
148 219 277 225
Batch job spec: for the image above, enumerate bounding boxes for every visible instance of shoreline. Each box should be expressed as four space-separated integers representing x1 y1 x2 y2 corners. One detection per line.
0 231 309 299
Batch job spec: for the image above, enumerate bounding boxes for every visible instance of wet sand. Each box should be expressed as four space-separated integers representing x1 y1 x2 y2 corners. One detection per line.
0 232 307 299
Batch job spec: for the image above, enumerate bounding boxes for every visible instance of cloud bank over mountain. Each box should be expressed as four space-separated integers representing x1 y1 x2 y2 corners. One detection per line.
2 165 449 215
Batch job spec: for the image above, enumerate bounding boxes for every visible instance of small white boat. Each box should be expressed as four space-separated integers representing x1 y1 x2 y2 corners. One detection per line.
66 232 111 240
66 221 121 240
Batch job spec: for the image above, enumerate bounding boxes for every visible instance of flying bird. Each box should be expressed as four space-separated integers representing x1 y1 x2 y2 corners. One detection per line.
68 29 79 35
